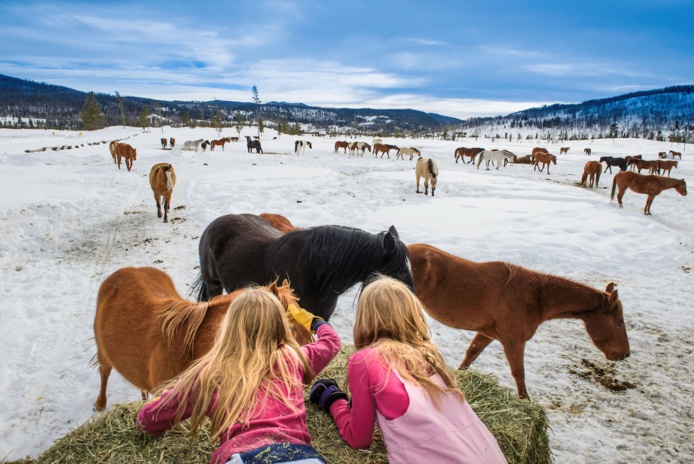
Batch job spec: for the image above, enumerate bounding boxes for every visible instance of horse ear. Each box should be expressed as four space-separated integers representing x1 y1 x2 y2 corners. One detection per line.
388 225 400 239
268 281 279 297
608 289 619 305
605 282 615 293
383 230 396 251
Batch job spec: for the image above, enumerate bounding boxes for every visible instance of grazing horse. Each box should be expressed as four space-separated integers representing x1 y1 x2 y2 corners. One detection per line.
625 155 643 171
454 147 484 164
533 152 556 174
210 137 231 151
334 140 350 154
374 143 399 159
611 171 687 215
182 139 204 152
599 156 627 174
149 163 176 223
584 148 592 155
160 138 168 149
658 160 678 177
245 136 263 153
669 150 682 160
92 268 310 411
634 159 661 175
349 142 371 157
559 147 570 154
396 147 420 161
295 140 312 155
580 161 602 188
193 214 414 321
259 213 301 233
115 143 137 171
415 157 439 196
108 141 119 165
169 137 175 149
476 150 516 170
408 243 630 399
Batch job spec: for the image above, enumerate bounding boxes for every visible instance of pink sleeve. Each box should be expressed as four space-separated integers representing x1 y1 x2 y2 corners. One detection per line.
329 348 409 449
136 389 194 436
300 323 341 375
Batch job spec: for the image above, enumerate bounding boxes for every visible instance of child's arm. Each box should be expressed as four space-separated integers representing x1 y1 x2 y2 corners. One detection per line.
136 389 193 436
301 322 341 375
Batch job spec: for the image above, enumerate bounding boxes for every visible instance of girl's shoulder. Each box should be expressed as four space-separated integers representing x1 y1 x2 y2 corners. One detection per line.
349 347 387 369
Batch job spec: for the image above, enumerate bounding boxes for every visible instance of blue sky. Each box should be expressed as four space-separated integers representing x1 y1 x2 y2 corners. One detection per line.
1 0 693 119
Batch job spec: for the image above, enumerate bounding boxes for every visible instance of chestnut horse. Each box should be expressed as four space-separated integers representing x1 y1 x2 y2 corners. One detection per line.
149 163 176 223
374 143 399 159
259 213 302 233
531 147 548 161
408 243 630 399
210 137 231 151
533 152 556 174
658 160 678 177
513 154 534 164
454 147 484 164
415 157 438 196
669 150 682 160
584 148 592 155
559 147 570 154
611 171 687 215
115 143 137 171
169 137 175 149
580 161 602 188
625 155 642 171
160 138 168 149
93 268 311 411
108 141 119 165
334 141 350 154
634 159 660 175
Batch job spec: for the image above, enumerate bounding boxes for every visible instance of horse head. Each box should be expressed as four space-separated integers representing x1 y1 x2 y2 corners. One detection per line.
676 179 687 196
368 225 415 291
583 283 630 361
132 148 137 160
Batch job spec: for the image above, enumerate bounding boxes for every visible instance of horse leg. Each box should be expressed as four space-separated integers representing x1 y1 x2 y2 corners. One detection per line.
645 194 655 215
502 339 530 399
424 179 429 196
459 333 494 369
416 174 421 193
163 194 170 223
94 354 112 411
617 186 626 207
546 163 550 175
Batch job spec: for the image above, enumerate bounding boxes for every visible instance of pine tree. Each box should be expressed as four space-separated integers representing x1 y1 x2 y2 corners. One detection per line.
81 92 104 130
115 91 126 127
252 85 261 138
139 104 150 131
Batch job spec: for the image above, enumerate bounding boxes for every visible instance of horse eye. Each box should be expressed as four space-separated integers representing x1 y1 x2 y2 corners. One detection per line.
616 320 623 328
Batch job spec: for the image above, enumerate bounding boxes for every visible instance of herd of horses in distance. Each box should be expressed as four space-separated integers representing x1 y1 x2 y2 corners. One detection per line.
89 131 691 409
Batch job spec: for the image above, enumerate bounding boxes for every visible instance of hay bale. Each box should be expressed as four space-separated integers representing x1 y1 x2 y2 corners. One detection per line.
11 346 551 464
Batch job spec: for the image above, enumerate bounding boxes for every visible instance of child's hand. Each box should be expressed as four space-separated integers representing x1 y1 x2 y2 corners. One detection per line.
309 379 348 413
287 304 324 333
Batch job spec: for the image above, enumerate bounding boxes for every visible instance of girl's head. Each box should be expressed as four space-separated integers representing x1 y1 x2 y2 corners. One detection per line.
354 276 463 404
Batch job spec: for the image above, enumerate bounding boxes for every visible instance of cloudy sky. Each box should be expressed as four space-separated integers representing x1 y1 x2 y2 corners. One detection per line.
1 0 693 119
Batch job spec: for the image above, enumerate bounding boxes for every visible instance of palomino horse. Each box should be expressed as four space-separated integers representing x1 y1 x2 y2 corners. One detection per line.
349 142 371 157
372 138 382 147
245 136 263 153
149 163 176 223
669 150 682 160
454 147 484 164
115 143 137 171
658 160 678 177
334 141 350 154
295 140 312 155
625 155 643 171
476 150 516 170
259 213 302 233
396 147 420 161
108 141 119 165
210 137 232 151
182 139 204 152
580 161 602 188
634 159 660 175
611 171 687 215
373 143 399 159
408 243 630 399
193 214 414 321
584 148 592 155
160 138 168 149
533 152 556 174
559 147 570 154
599 156 627 174
93 268 311 411
415 157 439 196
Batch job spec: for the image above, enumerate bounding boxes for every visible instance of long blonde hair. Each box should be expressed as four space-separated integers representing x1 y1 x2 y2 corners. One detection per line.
156 288 314 440
354 276 463 406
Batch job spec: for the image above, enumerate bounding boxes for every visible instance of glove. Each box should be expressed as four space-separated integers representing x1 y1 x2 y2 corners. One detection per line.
309 379 348 413
287 304 324 333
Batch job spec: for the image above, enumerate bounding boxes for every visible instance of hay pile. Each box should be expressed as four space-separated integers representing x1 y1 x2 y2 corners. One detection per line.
9 347 552 464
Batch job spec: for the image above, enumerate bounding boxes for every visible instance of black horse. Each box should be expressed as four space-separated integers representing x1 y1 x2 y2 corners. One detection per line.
245 136 263 153
192 214 414 321
600 156 627 174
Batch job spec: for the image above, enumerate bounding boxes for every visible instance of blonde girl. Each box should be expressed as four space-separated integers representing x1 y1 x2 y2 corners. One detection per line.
309 276 506 463
138 288 340 464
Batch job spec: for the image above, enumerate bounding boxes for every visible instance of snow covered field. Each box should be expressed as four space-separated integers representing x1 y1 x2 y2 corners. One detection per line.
0 126 692 463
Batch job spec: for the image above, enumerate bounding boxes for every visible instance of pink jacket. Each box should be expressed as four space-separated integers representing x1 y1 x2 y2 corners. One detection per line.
330 347 506 463
137 324 340 464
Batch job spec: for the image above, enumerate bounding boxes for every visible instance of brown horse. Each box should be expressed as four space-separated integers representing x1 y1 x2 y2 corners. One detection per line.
108 141 119 165
513 154 534 164
533 152 556 174
531 147 548 161
230 137 239 142
408 243 630 399
259 213 302 233
415 157 438 196
334 141 350 154
584 148 592 155
669 150 682 160
210 137 231 151
625 155 642 171
611 171 687 215
454 147 484 164
658 151 667 159
658 160 678 177
115 143 137 171
160 138 168 149
93 268 311 411
169 137 175 149
149 163 176 223
559 147 570 154
374 143 399 159
634 159 660 174
580 161 602 188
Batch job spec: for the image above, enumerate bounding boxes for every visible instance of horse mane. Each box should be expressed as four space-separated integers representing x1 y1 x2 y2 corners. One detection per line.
271 225 407 298
159 300 211 355
503 262 519 288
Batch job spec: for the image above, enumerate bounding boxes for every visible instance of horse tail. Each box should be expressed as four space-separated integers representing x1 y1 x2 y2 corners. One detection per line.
454 148 459 161
190 273 209 302
159 300 210 354
428 159 437 178
294 140 299 153
476 152 483 168
610 175 618 201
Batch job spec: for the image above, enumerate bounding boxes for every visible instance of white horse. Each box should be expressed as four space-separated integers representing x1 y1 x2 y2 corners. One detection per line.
295 140 312 155
182 139 205 152
396 147 421 161
476 150 516 170
349 142 371 157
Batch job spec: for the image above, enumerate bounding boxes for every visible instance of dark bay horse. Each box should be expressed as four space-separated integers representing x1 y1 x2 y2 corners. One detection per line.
93 268 310 411
625 155 642 171
193 214 414 321
454 147 484 164
611 171 687 215
334 141 350 154
599 156 627 174
408 243 630 399
245 136 263 153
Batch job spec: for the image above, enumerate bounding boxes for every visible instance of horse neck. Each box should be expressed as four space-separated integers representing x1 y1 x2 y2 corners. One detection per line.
539 276 604 321
658 177 683 191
